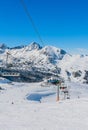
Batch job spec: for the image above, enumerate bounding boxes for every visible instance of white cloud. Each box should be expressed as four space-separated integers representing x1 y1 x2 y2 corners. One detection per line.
66 48 88 55
76 48 88 54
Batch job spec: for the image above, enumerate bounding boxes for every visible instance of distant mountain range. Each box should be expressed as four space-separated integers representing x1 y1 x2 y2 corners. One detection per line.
0 42 88 83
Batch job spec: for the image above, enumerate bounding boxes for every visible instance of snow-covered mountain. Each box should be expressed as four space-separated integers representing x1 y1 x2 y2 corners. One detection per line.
0 42 88 83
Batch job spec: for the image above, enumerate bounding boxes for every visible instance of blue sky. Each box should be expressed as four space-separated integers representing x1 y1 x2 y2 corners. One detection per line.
0 0 88 54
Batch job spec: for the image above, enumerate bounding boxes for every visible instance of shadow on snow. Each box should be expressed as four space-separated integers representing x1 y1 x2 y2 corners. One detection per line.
27 92 55 102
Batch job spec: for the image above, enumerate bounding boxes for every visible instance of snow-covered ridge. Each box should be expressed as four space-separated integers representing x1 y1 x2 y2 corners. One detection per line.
0 42 88 83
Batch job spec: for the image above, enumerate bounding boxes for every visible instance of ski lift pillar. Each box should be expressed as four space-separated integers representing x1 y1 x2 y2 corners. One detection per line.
45 78 63 102
56 81 61 102
56 85 60 101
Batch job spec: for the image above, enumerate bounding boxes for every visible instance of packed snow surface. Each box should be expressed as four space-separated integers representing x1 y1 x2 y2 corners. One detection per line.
0 79 88 130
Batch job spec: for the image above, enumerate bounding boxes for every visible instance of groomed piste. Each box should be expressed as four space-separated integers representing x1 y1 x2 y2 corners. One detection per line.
0 78 88 130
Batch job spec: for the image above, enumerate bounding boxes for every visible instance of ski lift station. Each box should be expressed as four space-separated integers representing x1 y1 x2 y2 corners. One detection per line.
1 72 20 77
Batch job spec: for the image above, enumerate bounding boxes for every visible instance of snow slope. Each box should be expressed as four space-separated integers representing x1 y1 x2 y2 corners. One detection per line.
0 80 88 130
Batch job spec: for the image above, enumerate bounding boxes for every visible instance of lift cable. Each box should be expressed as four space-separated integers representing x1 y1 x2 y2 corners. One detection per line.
20 0 44 46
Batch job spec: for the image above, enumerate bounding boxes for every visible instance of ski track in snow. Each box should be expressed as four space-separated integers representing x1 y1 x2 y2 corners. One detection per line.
0 80 88 130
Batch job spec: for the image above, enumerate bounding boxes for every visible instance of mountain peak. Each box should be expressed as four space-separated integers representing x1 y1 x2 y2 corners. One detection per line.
0 43 7 49
0 43 7 53
29 42 42 50
40 45 66 58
